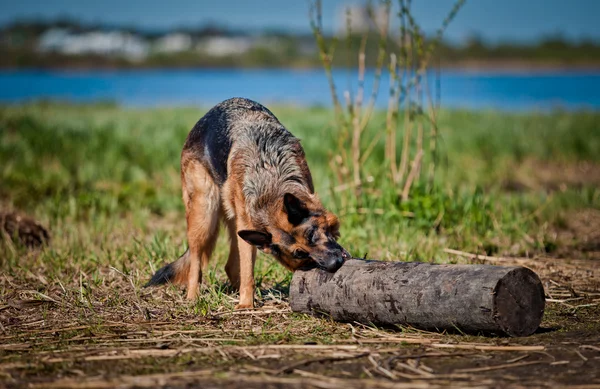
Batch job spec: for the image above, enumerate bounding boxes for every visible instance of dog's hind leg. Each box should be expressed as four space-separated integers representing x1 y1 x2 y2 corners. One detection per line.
182 159 220 300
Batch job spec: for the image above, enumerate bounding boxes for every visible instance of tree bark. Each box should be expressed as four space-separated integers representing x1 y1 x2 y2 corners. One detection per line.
290 259 545 337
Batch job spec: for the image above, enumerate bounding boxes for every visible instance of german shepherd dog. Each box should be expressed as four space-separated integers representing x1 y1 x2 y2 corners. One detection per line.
146 98 350 308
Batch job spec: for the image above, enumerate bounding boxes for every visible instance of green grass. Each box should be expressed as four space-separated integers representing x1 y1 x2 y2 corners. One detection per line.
1 102 599 281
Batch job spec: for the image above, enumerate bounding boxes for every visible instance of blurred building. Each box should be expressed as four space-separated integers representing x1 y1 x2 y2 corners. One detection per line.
197 36 253 56
154 33 192 53
38 28 149 59
337 5 389 34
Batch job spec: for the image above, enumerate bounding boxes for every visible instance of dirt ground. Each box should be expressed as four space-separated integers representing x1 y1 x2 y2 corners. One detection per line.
501 160 600 195
2 237 599 388
1 203 600 389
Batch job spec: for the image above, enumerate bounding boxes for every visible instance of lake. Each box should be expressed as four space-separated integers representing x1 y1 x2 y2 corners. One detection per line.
1 68 599 111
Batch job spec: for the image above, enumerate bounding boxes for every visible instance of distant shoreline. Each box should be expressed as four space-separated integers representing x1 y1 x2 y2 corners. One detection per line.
437 60 600 73
2 60 600 74
1 47 600 74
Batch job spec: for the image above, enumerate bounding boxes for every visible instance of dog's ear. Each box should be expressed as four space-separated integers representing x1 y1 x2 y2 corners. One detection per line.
238 230 272 249
283 193 310 225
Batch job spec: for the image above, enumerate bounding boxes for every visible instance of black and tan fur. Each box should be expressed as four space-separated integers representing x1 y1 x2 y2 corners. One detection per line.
146 98 349 308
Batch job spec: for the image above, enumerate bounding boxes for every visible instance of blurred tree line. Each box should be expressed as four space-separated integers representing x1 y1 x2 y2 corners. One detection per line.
1 20 599 69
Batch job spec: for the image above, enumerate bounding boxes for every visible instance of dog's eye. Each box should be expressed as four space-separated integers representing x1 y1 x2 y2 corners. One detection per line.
305 227 317 244
293 249 309 259
271 245 281 256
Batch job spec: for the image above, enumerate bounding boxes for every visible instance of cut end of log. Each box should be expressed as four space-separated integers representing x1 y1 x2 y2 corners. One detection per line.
493 267 546 337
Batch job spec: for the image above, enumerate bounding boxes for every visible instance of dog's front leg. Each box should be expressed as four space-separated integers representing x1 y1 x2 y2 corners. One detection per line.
236 236 256 309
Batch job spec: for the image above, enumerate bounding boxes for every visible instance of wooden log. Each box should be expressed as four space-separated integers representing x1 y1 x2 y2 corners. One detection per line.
290 259 545 337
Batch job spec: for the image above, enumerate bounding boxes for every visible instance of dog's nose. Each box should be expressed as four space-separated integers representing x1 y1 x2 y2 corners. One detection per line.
322 256 345 272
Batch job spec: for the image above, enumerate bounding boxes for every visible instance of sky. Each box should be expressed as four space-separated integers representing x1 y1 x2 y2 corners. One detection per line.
0 0 599 43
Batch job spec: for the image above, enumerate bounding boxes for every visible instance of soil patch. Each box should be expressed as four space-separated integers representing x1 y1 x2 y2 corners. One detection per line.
552 208 600 260
1 256 599 389
501 160 600 192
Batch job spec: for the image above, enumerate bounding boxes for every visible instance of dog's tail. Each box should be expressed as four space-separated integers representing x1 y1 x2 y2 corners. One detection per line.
145 249 191 287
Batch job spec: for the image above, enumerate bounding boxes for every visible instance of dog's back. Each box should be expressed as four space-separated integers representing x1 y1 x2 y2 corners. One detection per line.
183 98 306 184
183 97 314 206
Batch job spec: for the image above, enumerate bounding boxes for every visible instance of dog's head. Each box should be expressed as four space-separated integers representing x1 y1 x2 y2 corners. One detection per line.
238 192 350 272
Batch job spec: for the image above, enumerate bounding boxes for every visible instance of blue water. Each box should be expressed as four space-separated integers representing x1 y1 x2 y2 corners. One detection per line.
1 68 599 111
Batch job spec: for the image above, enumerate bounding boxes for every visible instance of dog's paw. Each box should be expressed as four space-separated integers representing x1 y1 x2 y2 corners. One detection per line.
186 289 199 301
234 303 254 310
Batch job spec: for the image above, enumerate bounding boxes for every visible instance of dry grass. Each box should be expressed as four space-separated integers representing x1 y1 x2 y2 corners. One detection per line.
1 252 599 388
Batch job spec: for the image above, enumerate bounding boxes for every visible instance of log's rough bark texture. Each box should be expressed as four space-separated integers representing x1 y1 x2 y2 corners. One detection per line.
290 259 545 337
